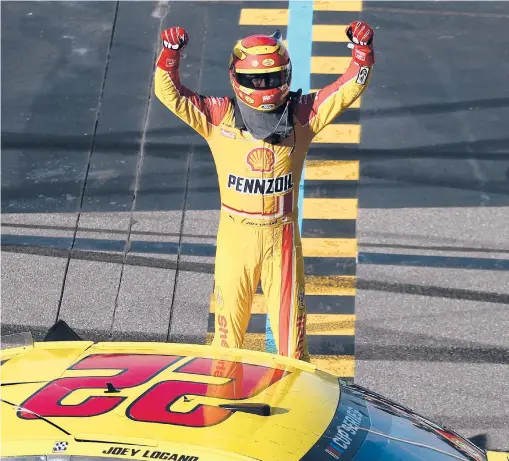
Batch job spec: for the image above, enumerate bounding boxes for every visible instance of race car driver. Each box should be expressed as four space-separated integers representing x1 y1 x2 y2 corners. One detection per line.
154 22 375 362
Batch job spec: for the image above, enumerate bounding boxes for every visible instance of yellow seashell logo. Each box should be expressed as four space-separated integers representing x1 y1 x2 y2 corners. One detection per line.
246 147 275 173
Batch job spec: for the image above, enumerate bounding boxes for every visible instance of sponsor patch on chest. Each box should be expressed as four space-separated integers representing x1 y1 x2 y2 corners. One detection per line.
227 173 293 195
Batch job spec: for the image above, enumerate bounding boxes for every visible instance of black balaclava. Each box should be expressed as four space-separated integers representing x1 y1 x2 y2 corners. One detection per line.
235 97 293 142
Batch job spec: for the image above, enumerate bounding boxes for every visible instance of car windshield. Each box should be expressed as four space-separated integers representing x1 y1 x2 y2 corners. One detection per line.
340 410 479 461
300 384 486 461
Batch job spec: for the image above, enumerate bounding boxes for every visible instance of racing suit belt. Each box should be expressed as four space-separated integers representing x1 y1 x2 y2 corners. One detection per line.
220 209 298 227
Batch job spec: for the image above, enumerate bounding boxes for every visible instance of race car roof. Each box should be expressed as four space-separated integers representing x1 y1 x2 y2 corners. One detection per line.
0 340 340 461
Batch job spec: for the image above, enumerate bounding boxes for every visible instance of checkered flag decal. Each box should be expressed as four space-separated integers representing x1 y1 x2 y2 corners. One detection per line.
53 441 68 453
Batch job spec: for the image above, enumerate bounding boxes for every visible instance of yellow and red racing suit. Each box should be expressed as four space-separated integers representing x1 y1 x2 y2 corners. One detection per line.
154 49 373 362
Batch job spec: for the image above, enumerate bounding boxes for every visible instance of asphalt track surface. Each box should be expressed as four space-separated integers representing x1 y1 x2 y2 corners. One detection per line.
2 0 509 452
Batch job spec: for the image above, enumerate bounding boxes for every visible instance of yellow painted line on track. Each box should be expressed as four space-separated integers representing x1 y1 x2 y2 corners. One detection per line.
311 355 355 377
307 314 355 335
313 25 350 42
302 238 357 258
305 160 359 180
303 198 358 220
239 9 288 25
314 1 363 12
309 0 363 382
305 275 357 296
312 124 361 144
485 451 509 461
311 56 350 74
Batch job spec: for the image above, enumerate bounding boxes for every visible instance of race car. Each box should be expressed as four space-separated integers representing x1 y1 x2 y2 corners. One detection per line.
1 321 507 461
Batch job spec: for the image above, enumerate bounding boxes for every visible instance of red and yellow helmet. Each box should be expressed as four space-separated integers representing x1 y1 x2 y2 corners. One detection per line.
229 33 292 112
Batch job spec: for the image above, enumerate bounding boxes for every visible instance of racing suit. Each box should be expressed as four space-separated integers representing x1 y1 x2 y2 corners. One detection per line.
154 47 373 362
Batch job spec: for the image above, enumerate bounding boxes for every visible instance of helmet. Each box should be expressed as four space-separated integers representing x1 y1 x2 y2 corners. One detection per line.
229 33 292 112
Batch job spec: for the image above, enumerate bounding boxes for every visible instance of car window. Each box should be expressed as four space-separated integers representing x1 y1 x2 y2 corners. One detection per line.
299 384 483 461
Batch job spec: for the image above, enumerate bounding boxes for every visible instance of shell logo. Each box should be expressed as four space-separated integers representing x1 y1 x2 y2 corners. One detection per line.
246 147 275 173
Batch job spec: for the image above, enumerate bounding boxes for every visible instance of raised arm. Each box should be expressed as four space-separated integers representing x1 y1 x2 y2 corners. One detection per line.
154 27 230 139
296 22 375 136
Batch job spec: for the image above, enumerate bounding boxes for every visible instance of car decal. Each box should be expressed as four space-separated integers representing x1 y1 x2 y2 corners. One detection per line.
300 385 370 460
101 446 199 461
18 354 182 419
17 353 287 428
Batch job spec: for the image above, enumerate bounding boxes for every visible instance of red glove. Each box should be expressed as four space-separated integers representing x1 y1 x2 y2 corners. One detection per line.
346 21 373 45
158 27 189 71
346 21 375 66
161 27 189 51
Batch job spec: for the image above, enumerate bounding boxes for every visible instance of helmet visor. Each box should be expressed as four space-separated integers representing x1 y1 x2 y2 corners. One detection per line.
235 70 288 89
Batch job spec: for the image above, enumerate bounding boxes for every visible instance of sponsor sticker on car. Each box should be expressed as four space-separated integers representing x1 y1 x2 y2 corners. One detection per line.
325 407 363 459
300 387 370 461
102 446 199 461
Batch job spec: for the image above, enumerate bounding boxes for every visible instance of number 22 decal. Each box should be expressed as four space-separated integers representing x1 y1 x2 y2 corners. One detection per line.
18 354 286 427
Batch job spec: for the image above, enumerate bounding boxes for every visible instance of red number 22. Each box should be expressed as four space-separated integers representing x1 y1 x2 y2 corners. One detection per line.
18 354 286 427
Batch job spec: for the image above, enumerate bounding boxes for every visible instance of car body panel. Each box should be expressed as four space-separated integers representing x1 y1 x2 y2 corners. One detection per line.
1 341 339 461
1 341 95 382
2 337 506 461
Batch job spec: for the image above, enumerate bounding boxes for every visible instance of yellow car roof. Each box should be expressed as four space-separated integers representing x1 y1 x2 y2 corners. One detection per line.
1 340 340 461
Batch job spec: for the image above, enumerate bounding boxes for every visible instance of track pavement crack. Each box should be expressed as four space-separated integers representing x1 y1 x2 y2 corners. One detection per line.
109 4 170 337
55 1 120 323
